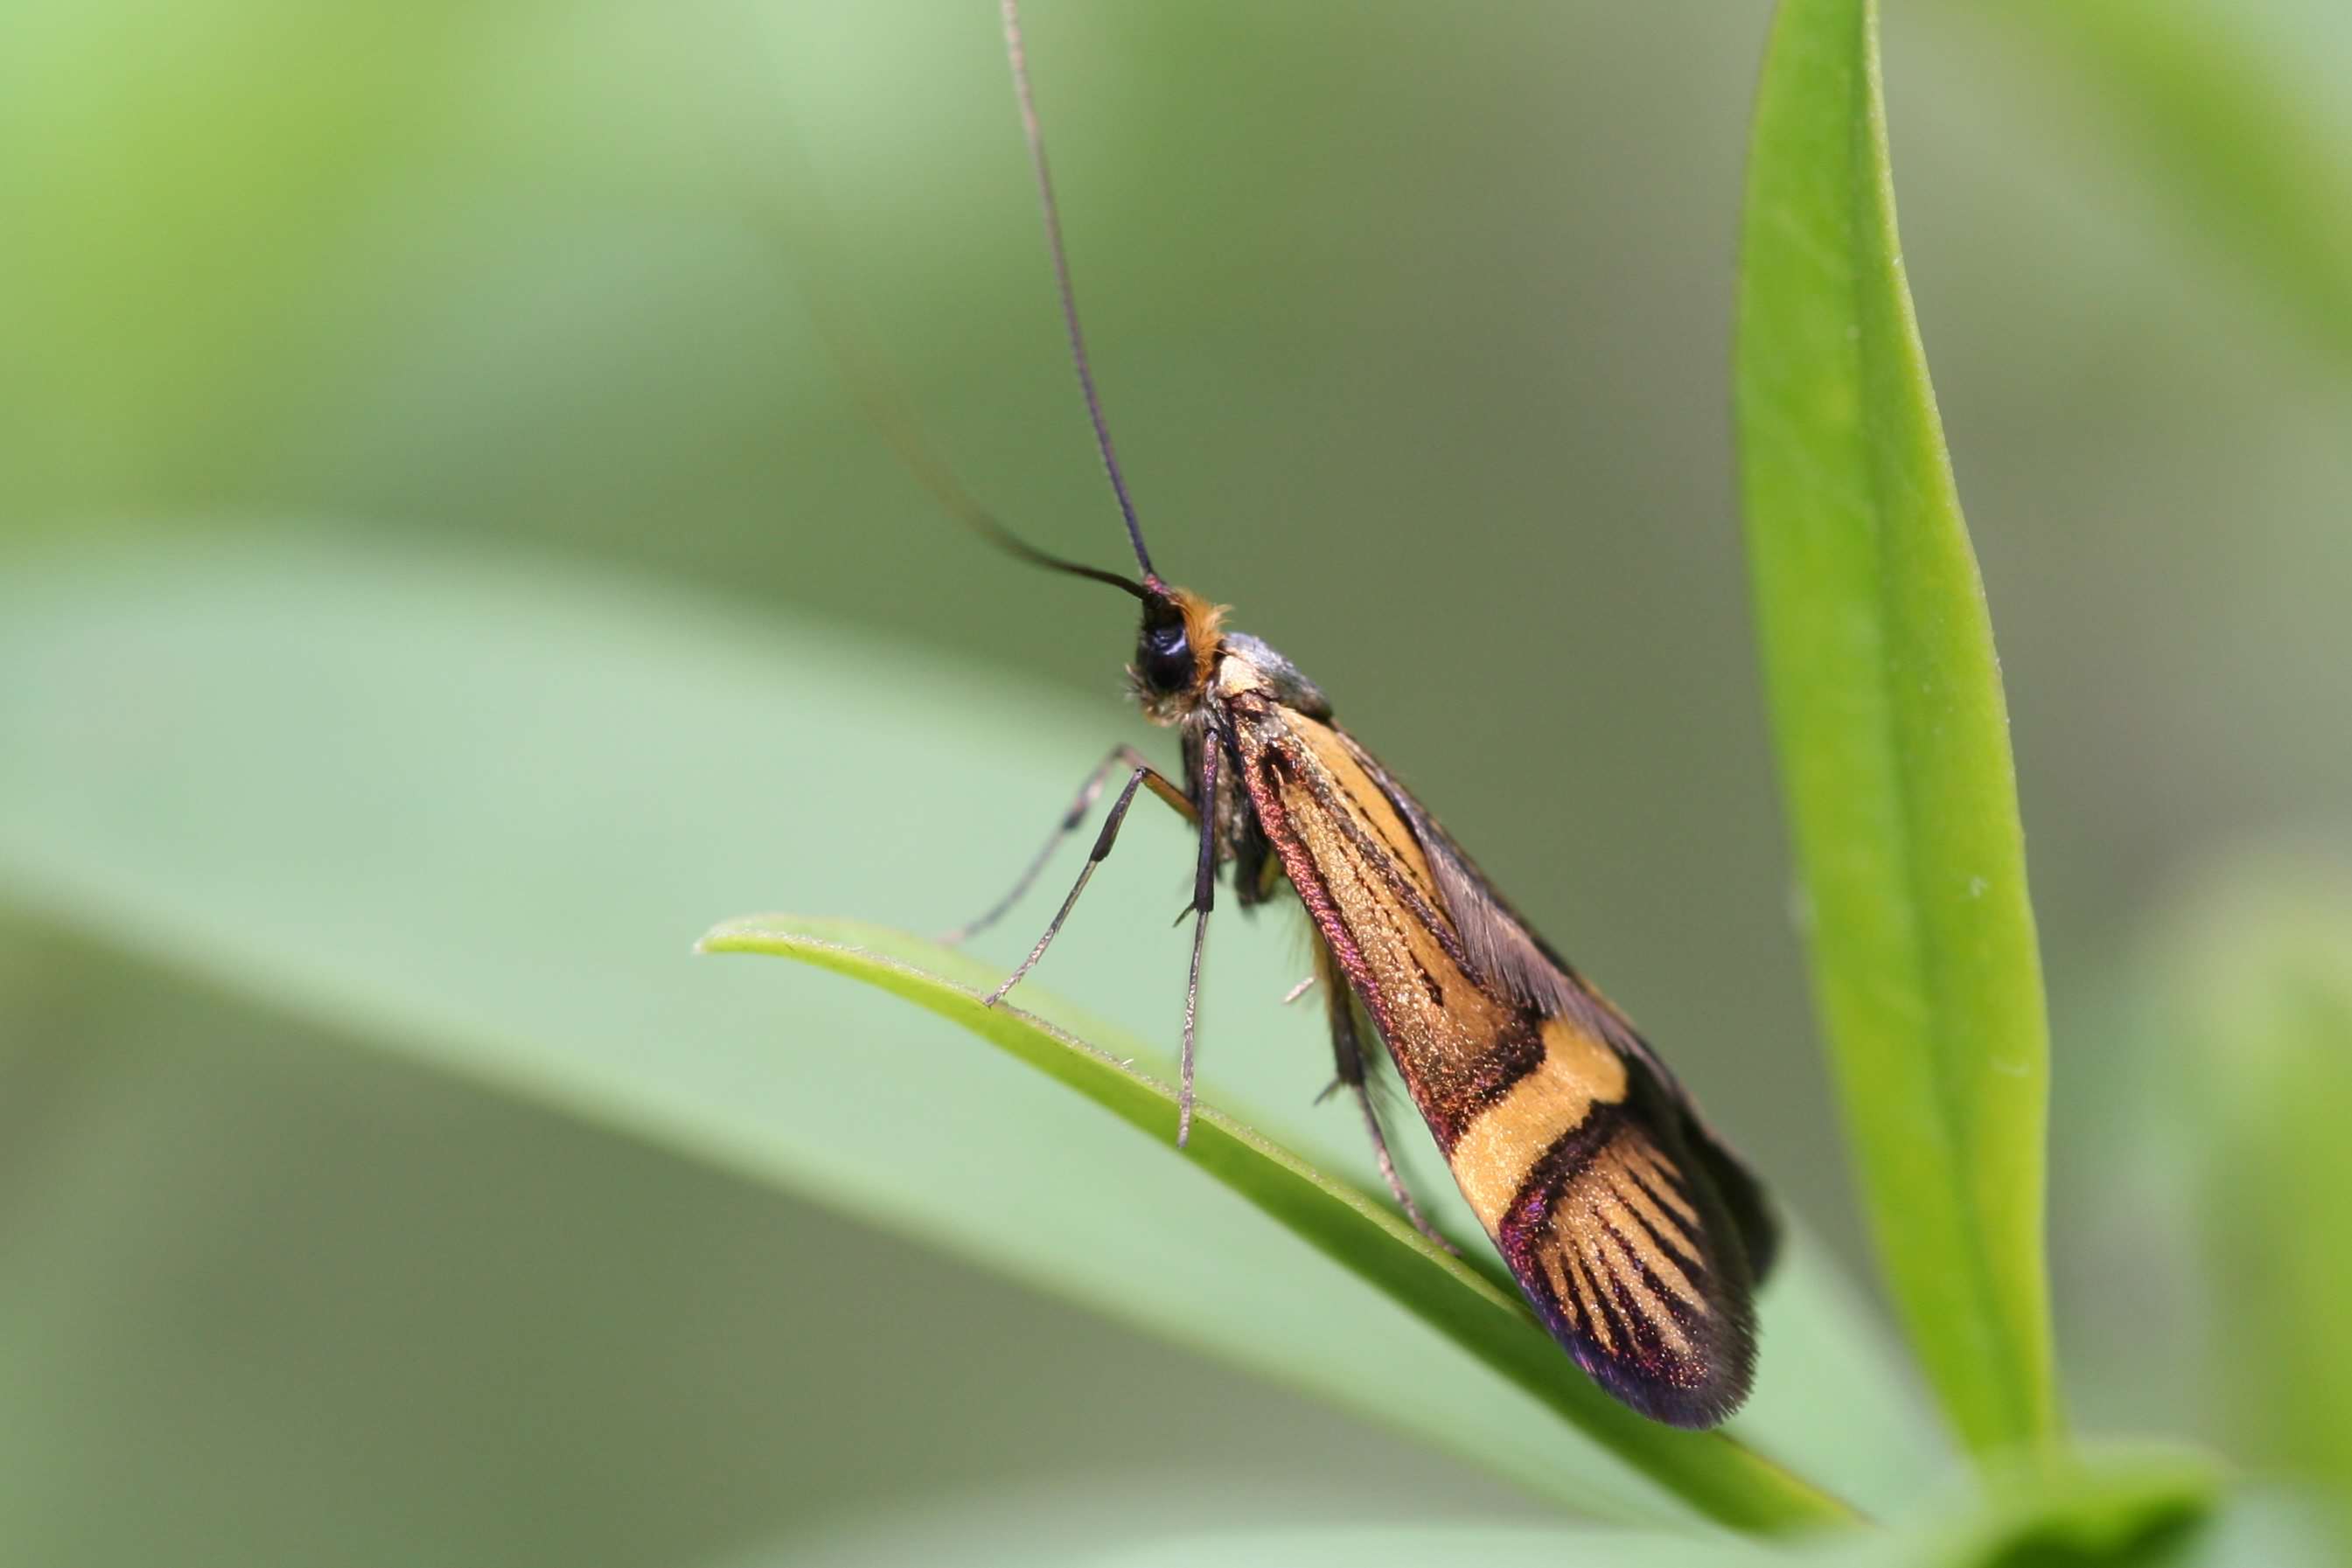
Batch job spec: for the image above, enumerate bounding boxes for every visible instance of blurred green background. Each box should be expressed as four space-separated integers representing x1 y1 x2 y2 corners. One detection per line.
3 0 2348 1563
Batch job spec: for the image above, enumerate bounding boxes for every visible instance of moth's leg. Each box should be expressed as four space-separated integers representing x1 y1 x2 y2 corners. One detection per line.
943 743 1195 945
981 762 1193 1007
1174 737 1219 1148
1316 938 1455 1251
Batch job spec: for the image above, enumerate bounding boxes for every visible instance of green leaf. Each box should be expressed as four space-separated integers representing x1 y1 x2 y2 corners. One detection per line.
1983 0 2352 368
2167 863 2352 1516
733 1449 2244 1568
2 937 1562 1568
1734 0 2059 1456
729 1466 2321 1568
1873 1445 2222 1568
1251 1448 2220 1568
731 1516 1789 1568
701 916 1851 1535
0 534 1943 1528
1080 1524 1789 1568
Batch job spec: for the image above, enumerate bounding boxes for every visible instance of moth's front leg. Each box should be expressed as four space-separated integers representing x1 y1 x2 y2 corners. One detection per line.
981 755 1196 1009
942 742 1196 945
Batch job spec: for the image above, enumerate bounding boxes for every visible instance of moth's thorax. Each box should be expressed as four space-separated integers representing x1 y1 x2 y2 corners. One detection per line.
1216 631 1334 721
1214 648 1268 701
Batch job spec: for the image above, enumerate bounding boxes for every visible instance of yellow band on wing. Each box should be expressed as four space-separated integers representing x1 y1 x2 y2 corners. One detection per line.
1448 1015 1630 1232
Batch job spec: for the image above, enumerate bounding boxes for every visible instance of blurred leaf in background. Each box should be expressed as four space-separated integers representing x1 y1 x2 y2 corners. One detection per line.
0 919 1548 1565
2 0 2349 1561
5 0 2348 1296
2167 865 2352 1531
0 538 1940 1556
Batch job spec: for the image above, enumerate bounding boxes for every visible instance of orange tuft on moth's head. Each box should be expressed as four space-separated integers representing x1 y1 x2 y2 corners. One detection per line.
1170 588 1227 686
1128 581 1229 724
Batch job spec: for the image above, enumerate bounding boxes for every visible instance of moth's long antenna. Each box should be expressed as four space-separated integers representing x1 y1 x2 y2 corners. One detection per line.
1000 0 1157 583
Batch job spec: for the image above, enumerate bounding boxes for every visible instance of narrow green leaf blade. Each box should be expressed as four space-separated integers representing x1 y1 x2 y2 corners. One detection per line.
2169 865 2352 1523
701 916 1853 1535
1985 0 2352 368
1734 0 2060 1455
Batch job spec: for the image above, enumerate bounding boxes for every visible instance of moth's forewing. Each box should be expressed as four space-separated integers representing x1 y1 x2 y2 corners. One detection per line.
1476 1026 1763 1425
1216 652 1770 1427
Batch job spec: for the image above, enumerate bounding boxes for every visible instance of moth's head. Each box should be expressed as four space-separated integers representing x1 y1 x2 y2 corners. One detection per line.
1130 581 1226 724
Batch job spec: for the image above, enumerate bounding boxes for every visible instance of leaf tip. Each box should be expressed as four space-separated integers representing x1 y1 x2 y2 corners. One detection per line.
696 912 792 957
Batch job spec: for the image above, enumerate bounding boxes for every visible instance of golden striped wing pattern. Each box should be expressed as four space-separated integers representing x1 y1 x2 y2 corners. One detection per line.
1227 693 1769 1425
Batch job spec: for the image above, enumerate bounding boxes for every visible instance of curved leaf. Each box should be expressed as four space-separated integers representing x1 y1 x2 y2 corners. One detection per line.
1735 0 2059 1455
0 938 1563 1567
732 1516 1783 1568
735 1448 2242 1568
701 916 1851 1534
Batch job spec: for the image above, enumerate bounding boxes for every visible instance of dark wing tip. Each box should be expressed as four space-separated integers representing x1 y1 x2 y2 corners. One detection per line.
1566 1268 1759 1429
1569 1335 1757 1431
1498 1088 1764 1429
1688 1113 1780 1289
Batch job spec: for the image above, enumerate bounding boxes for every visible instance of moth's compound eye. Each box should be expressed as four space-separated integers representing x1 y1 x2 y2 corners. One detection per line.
1140 623 1192 693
